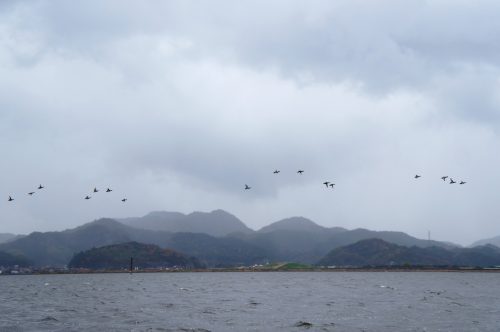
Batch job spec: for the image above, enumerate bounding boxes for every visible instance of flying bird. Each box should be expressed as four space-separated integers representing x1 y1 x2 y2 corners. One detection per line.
297 170 304 174
84 195 91 200
8 196 13 202
273 170 280 174
121 198 127 202
28 192 35 196
38 184 44 189
106 188 112 192
329 183 335 188
441 176 448 181
460 181 466 185
244 184 251 190
414 175 421 179
93 187 99 193
449 178 456 184
323 181 330 188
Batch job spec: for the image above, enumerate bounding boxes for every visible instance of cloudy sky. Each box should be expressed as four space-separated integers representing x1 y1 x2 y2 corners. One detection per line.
1 0 500 245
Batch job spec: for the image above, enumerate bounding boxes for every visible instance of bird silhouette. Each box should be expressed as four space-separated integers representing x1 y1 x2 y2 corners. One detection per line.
28 192 35 196
414 175 421 179
441 176 448 181
450 178 456 184
460 181 466 185
273 170 280 174
297 170 304 174
106 188 112 192
94 187 99 193
38 184 44 189
84 195 91 200
244 184 251 190
121 198 127 202
323 181 330 187
8 196 14 202
329 183 335 188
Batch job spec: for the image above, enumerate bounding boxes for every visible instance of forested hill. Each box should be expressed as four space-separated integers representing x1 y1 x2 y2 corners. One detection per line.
68 242 203 270
318 239 500 267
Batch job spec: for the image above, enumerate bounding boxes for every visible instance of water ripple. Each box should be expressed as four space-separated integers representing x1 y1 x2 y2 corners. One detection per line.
0 272 499 331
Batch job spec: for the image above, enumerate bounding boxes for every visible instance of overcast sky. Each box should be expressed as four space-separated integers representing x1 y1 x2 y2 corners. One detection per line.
1 0 500 245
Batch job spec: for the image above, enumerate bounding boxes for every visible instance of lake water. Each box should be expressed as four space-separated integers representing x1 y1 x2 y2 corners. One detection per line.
0 272 499 331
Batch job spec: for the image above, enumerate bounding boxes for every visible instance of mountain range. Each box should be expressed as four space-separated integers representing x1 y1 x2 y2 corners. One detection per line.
0 209 467 268
0 218 268 267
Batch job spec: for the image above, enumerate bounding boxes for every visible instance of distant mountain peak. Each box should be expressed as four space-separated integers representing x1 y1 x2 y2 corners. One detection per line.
258 217 327 233
209 209 236 216
121 209 253 237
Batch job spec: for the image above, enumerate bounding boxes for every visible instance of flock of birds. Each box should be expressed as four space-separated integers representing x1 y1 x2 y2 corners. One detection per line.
244 169 335 190
5 171 467 202
7 185 127 203
85 187 127 202
414 174 466 185
243 170 467 190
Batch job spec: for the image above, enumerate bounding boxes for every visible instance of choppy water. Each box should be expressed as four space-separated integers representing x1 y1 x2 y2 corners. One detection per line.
0 272 499 331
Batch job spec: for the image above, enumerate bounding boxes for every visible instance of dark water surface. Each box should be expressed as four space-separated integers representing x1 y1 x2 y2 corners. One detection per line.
0 272 499 331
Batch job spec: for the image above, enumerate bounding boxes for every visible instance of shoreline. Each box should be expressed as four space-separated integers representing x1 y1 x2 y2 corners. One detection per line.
3 267 500 275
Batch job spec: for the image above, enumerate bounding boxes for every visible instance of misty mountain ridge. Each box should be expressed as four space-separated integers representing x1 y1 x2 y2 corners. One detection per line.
258 217 347 234
0 209 465 268
233 226 458 264
0 233 23 244
122 211 349 237
331 228 457 250
471 235 500 248
0 218 267 267
0 218 133 266
318 239 500 267
120 209 253 237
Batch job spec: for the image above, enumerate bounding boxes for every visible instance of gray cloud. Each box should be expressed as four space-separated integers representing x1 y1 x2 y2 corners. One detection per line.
1 1 500 245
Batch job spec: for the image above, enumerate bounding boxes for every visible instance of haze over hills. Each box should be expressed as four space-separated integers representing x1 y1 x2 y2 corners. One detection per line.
119 210 459 264
0 218 267 267
234 227 458 264
325 228 457 250
0 233 21 244
471 235 500 248
318 239 500 267
0 219 133 266
257 217 347 234
0 209 465 268
120 209 253 237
